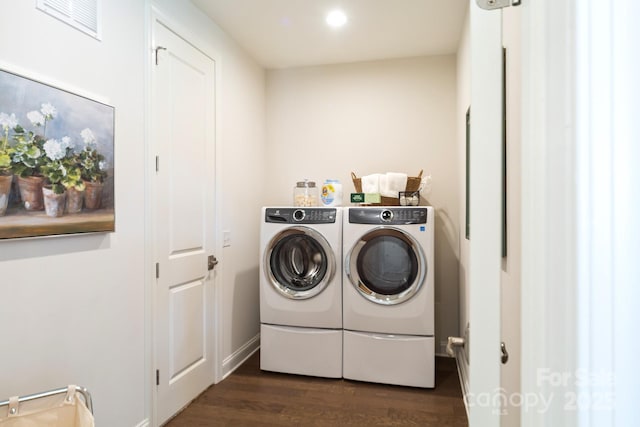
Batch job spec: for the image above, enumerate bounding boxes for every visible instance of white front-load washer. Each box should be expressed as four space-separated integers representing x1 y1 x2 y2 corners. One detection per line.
260 207 342 378
342 206 435 388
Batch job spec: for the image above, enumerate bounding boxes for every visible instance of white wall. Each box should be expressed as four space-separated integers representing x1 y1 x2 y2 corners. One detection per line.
150 0 266 376
0 1 266 425
266 56 459 354
0 1 146 426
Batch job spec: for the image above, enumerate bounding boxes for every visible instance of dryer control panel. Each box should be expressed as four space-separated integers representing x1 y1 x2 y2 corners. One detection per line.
265 208 337 224
349 207 427 225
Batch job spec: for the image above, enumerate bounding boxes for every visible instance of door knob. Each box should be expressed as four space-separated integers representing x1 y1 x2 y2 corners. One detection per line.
208 255 218 271
501 341 509 364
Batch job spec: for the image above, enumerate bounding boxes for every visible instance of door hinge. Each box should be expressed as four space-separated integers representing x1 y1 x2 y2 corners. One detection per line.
154 46 167 65
155 262 159 279
155 155 159 172
156 369 160 386
476 0 521 10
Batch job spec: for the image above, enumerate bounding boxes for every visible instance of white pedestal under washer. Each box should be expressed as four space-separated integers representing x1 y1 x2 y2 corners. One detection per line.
342 206 435 388
259 207 342 378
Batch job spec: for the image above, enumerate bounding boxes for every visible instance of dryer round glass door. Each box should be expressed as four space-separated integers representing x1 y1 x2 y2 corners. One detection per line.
265 226 335 299
346 227 426 305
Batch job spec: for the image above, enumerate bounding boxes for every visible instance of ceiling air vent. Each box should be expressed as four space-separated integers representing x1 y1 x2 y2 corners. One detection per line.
36 0 101 40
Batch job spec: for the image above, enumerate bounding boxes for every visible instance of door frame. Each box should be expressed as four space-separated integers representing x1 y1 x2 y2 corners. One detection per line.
468 2 502 426
145 6 224 426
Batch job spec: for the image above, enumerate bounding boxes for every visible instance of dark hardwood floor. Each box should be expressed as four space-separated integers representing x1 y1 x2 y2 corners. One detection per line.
165 351 468 426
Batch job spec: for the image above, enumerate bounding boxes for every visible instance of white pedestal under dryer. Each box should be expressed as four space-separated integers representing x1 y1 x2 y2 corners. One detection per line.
259 207 342 378
342 206 435 388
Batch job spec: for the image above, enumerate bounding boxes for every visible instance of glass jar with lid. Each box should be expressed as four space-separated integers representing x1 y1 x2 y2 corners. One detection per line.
293 180 318 207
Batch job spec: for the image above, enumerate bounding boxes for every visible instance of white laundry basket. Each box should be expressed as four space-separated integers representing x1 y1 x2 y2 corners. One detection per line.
0 385 94 427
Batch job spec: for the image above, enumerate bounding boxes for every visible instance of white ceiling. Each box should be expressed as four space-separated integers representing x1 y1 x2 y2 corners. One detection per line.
190 0 468 69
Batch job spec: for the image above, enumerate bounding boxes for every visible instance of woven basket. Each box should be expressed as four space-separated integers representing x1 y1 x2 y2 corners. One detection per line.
351 170 423 206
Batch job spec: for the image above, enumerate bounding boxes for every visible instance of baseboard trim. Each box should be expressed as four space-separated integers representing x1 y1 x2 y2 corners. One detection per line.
133 419 149 427
453 347 470 419
222 333 260 380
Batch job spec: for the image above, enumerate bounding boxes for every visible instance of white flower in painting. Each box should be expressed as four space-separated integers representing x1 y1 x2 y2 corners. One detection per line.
0 112 18 130
60 136 72 151
80 128 96 147
99 160 107 171
27 110 45 126
43 139 66 161
40 102 57 120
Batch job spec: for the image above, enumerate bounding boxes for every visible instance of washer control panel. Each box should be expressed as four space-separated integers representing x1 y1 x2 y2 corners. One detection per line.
265 208 337 224
349 207 427 225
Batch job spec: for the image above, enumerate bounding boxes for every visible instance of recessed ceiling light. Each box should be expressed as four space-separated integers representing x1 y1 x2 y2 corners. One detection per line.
326 10 347 28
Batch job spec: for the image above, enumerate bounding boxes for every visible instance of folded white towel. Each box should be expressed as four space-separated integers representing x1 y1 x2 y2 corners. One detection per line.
380 172 407 198
378 174 388 196
361 174 381 194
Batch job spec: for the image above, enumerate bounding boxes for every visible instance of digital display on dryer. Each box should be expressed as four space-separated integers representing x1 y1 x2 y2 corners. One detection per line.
348 208 427 225
265 208 336 224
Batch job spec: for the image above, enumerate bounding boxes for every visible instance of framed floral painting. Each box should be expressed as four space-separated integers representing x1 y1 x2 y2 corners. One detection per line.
0 67 114 239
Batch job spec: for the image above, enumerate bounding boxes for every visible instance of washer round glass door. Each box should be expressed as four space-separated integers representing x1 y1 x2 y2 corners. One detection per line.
265 226 335 300
346 227 426 305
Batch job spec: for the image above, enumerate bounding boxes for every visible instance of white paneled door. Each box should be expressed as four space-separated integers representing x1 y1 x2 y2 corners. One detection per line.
152 19 217 425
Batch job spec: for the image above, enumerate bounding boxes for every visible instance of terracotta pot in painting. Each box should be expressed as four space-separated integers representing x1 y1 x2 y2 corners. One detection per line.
0 174 12 216
66 187 85 214
84 181 104 210
42 186 66 218
17 175 45 211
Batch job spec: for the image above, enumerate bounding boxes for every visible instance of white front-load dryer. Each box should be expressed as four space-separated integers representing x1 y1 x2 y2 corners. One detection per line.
342 206 435 388
260 207 342 378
